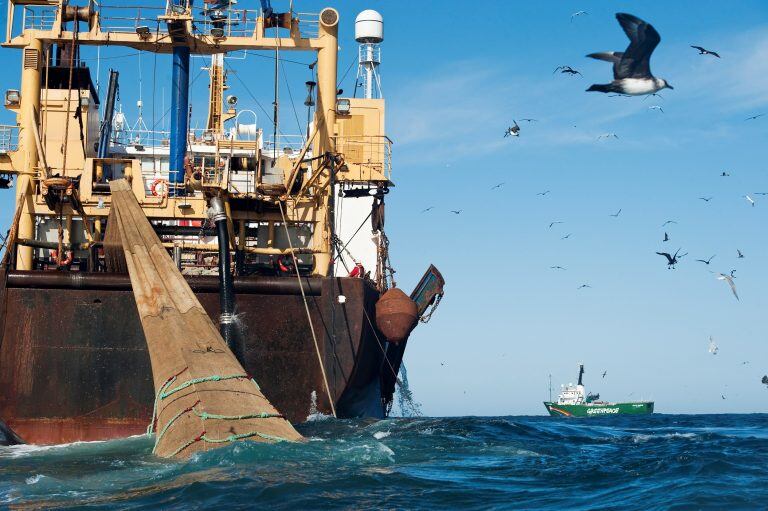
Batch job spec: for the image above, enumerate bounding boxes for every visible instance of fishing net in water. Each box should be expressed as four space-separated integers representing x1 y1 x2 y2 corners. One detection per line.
395 364 423 417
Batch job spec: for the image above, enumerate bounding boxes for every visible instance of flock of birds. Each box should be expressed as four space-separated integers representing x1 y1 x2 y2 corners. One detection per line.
428 12 768 395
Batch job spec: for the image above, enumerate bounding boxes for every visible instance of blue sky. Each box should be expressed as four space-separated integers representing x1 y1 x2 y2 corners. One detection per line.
2 1 768 416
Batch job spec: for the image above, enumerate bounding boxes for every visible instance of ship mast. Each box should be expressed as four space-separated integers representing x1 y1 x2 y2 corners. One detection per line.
205 53 226 136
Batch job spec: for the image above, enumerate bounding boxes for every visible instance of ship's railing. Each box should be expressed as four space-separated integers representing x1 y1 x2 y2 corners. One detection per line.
263 135 306 157
22 5 58 31
94 3 316 39
0 125 19 153
95 4 168 34
295 12 319 39
335 135 392 180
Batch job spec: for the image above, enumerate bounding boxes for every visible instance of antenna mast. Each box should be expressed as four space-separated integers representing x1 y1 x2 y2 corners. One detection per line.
354 10 383 99
548 374 552 402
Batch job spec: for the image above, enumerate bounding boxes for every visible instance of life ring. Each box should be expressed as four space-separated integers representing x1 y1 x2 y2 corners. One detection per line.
50 249 73 266
151 178 169 197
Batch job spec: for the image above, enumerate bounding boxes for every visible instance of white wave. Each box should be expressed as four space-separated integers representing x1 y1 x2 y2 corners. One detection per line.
25 474 44 485
373 431 391 440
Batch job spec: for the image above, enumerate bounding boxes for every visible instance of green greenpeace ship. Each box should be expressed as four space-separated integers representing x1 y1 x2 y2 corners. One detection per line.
544 365 654 417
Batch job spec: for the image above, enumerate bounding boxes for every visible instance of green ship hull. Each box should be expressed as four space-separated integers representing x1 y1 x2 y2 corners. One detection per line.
544 401 654 417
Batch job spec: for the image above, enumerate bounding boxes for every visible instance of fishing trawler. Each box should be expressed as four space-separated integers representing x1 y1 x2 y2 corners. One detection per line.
544 365 654 417
0 0 444 445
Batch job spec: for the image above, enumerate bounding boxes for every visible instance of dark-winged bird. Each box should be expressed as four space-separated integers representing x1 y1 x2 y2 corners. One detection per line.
450 210 462 215
721 171 730 177
578 284 591 289
695 255 715 265
602 371 607 378
662 220 677 227
537 190 551 196
762 375 768 387
504 122 520 138
663 232 669 242
691 45 720 58
554 66 582 76
656 248 686 269
699 197 713 202
586 13 672 95
549 221 563 228
610 209 622 217
421 206 434 213
490 182 505 190
550 266 566 270
737 249 744 259
745 113 765 121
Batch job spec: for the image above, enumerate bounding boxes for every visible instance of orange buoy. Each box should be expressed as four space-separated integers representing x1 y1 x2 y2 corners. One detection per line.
375 287 418 344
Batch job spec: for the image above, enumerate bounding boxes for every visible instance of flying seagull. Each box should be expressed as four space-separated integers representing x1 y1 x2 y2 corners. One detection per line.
663 232 670 242
597 133 619 140
586 13 672 95
656 248 686 269
745 195 755 207
550 265 567 270
504 122 520 138
421 206 434 213
708 337 719 355
716 272 739 300
662 220 677 227
695 255 716 265
549 221 564 228
577 284 591 289
737 249 744 259
554 65 582 76
721 395 726 400
561 233 572 240
721 171 730 177
745 113 765 121
537 190 551 196
491 182 505 190
571 10 588 22
450 210 463 215
519 118 538 123
699 197 713 202
602 370 607 378
610 209 622 217
649 105 664 113
754 192 768 196
690 45 720 58
762 375 768 387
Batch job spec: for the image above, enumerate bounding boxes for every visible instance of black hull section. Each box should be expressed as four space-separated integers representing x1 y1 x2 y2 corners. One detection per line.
0 271 398 444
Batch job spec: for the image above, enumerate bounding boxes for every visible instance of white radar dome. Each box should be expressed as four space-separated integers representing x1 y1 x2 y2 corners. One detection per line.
355 9 383 43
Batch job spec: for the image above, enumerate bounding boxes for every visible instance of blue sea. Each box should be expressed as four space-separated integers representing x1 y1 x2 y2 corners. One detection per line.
1 414 766 510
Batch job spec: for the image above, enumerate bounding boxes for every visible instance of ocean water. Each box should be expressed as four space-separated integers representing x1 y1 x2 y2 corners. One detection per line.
1 414 766 510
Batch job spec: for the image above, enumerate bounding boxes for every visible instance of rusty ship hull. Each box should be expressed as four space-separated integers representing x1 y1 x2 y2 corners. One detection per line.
0 271 399 445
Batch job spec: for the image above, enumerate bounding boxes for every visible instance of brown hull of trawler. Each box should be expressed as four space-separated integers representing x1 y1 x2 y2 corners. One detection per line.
0 271 393 445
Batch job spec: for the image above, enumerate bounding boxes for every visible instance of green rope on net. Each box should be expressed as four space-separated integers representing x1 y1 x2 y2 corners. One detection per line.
147 376 178 436
194 410 284 421
168 430 292 458
160 373 248 400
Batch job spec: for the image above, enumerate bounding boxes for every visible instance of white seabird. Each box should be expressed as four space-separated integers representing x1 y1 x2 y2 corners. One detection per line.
586 13 673 96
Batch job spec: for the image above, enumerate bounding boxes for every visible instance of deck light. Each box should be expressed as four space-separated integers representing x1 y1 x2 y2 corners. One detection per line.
210 27 225 38
336 98 351 115
4 90 20 107
135 26 151 39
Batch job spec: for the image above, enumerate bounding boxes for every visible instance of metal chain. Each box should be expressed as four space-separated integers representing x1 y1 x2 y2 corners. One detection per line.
419 293 443 324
